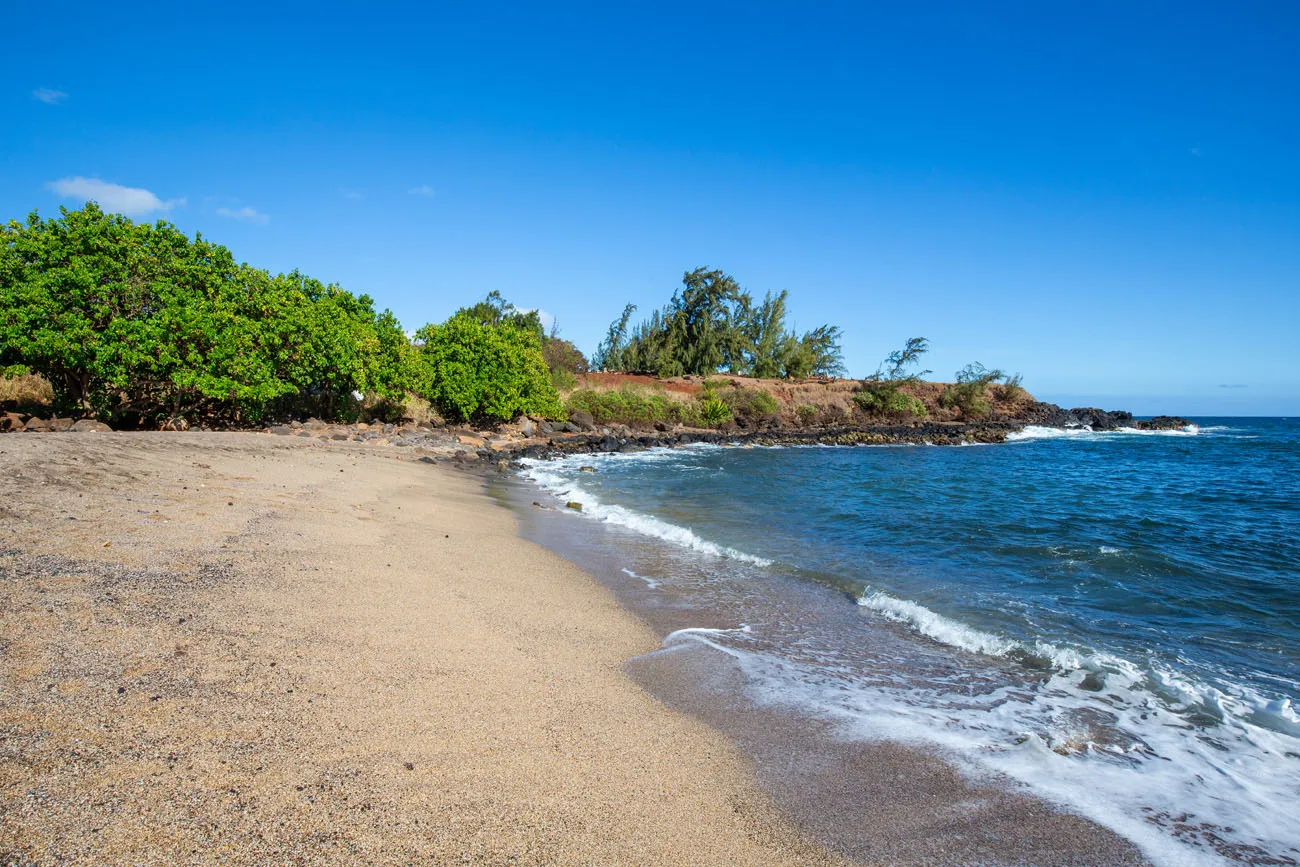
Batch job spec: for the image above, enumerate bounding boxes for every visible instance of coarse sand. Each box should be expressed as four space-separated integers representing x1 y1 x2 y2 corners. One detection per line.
0 433 848 865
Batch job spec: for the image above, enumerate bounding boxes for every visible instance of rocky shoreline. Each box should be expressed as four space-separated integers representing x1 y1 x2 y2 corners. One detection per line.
1 402 1192 465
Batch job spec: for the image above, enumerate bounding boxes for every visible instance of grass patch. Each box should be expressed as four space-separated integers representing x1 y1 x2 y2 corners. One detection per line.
0 370 54 408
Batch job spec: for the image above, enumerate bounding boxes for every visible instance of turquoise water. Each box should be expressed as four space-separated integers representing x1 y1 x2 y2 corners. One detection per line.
520 419 1300 865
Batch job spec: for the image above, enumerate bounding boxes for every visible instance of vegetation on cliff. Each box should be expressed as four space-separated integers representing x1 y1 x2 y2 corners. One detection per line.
3 204 1050 434
593 268 845 379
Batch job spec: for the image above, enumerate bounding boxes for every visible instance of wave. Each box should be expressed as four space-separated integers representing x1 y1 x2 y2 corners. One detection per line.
857 586 1300 758
1007 424 1201 442
518 458 773 567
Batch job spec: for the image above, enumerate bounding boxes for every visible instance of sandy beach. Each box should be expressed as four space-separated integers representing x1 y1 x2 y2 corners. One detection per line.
0 433 847 865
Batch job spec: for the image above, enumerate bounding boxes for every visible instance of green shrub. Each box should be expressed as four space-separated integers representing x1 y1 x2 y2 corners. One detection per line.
412 314 562 423
795 403 818 426
564 387 696 427
942 363 1007 420
701 381 779 421
697 397 732 426
853 384 927 419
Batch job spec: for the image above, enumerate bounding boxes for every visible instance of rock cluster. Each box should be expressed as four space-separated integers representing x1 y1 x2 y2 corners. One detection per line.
1013 402 1190 431
1 412 112 433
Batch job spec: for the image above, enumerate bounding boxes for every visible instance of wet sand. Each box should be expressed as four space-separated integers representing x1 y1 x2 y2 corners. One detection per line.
0 433 846 865
503 471 1154 866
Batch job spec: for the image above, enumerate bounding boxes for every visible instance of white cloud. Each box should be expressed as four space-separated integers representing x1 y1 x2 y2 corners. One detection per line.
408 184 435 197
216 206 270 225
518 307 556 331
340 187 365 200
47 176 184 216
33 88 68 104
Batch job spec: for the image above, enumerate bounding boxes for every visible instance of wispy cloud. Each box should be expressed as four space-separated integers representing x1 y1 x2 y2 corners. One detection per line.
408 184 435 197
1218 383 1248 389
216 205 270 225
340 187 365 200
47 176 184 216
33 88 68 105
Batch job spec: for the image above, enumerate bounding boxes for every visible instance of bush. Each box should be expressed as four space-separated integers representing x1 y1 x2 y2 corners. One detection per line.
853 384 927 419
564 387 691 427
697 397 732 426
795 403 818 426
702 381 779 422
998 373 1027 405
941 363 1007 420
412 314 562 424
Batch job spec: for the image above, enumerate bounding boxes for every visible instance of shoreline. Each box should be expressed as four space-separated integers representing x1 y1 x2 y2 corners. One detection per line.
0 432 848 865
500 469 1153 866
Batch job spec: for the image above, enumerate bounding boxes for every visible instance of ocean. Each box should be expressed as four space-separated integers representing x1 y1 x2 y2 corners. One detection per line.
509 418 1300 866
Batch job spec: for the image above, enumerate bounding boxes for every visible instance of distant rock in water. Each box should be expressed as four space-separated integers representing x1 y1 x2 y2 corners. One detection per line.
1014 402 1188 431
1137 415 1192 430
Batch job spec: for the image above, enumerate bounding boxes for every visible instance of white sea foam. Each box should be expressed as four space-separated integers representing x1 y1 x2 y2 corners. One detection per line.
621 566 660 589
1007 424 1201 442
518 456 773 566
858 591 1019 657
842 588 1300 864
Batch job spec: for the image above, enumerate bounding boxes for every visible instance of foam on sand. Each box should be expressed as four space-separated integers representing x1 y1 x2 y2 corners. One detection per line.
518 457 773 567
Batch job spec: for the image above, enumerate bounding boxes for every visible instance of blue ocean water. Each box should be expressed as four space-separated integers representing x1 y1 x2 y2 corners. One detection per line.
518 419 1300 866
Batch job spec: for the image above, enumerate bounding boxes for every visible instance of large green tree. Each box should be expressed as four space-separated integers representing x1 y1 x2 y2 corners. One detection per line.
412 312 562 423
0 204 413 424
594 268 844 378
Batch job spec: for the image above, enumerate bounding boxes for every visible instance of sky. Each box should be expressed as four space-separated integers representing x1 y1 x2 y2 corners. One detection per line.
3 1 1298 415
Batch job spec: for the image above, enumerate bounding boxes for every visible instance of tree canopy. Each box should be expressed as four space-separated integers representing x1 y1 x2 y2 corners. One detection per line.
0 205 416 424
593 268 845 379
0 206 564 426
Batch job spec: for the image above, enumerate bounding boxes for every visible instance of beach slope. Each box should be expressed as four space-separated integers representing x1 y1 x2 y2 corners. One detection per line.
0 433 844 865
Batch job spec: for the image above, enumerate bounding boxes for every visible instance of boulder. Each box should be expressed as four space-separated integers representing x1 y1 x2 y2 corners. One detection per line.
24 417 51 432
1139 416 1191 431
520 417 536 437
569 410 596 431
1068 408 1134 431
48 417 75 432
1 412 25 432
70 419 112 432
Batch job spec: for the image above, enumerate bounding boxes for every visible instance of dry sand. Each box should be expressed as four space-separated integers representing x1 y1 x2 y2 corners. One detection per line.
0 433 847 865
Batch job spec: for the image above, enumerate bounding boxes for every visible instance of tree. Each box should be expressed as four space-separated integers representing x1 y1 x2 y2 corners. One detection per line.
412 313 562 423
594 268 844 379
0 204 416 424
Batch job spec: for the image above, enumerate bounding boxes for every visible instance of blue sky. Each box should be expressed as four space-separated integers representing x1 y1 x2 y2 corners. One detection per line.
3 1 1297 415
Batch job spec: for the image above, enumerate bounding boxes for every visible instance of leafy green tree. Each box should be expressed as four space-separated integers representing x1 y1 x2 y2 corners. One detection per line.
0 204 415 425
412 313 562 423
